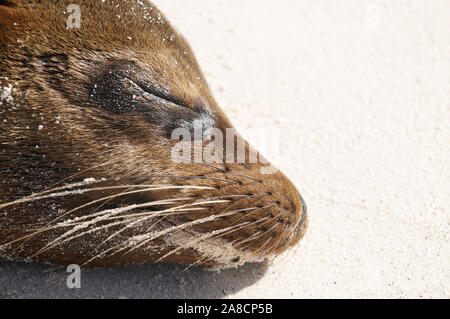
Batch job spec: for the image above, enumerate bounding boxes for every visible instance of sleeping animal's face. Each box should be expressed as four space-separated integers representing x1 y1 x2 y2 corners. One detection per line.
0 0 308 268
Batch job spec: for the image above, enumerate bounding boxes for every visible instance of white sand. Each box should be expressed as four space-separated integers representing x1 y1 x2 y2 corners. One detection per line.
153 0 449 298
0 0 448 299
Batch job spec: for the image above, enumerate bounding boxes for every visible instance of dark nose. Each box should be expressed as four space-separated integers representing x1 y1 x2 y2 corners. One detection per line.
297 189 307 224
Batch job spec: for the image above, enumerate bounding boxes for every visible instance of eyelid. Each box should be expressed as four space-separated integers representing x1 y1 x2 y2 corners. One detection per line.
86 60 216 138
131 78 188 109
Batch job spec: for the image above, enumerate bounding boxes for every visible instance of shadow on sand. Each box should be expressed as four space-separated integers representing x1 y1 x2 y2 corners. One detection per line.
0 259 268 298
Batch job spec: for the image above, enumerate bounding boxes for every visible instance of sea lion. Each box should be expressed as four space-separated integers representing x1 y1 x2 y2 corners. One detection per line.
0 0 308 269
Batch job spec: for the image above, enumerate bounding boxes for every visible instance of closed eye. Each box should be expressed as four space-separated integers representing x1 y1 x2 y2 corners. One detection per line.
132 78 187 109
88 60 215 138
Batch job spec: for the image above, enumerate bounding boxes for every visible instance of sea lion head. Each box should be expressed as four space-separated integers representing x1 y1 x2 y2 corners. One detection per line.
0 0 308 268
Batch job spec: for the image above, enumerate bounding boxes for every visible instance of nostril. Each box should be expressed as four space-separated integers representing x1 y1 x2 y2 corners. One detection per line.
231 257 240 263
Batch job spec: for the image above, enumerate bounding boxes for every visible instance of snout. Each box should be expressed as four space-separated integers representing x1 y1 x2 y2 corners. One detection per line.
297 188 307 227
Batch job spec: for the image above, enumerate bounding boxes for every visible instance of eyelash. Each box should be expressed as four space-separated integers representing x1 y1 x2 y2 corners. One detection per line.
131 79 186 109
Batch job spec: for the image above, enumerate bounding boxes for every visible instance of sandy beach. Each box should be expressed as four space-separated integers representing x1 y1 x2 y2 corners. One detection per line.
0 0 448 298
152 0 449 298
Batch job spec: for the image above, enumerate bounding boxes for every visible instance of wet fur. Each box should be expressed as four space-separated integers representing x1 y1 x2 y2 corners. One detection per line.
0 0 307 269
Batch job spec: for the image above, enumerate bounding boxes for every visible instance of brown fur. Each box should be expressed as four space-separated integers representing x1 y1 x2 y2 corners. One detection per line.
0 0 307 268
